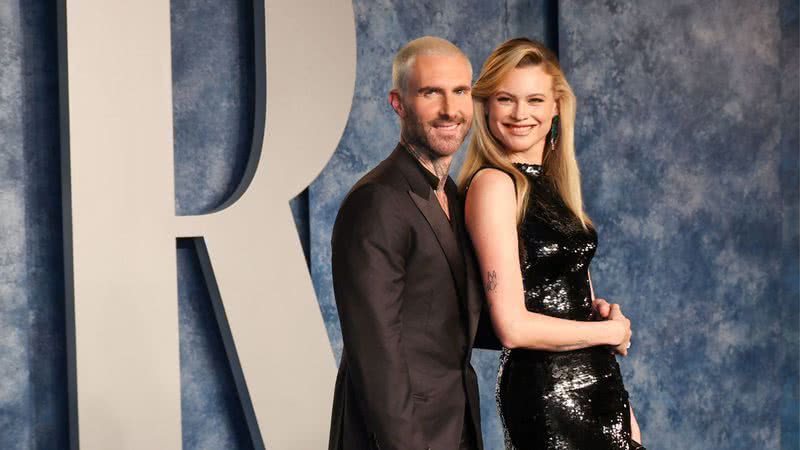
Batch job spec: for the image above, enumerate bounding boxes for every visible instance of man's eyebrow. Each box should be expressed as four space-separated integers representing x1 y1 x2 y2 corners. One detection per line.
417 86 443 94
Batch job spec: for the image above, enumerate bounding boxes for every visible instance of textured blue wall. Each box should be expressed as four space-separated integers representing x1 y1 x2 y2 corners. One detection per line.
778 0 799 447
0 1 66 448
558 1 795 448
0 1 797 449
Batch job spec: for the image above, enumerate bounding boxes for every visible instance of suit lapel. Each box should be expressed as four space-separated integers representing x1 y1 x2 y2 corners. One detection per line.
448 187 485 348
390 145 468 306
408 189 466 299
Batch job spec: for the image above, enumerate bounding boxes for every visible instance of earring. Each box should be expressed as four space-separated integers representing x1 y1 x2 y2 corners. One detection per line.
549 115 560 151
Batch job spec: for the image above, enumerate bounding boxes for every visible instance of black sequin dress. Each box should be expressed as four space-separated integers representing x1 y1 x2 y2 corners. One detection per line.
496 163 632 450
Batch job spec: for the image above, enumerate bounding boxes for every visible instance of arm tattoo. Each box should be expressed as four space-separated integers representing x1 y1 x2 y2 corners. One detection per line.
486 270 498 293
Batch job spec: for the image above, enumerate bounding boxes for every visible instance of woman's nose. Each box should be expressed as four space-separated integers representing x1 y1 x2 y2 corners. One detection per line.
510 101 527 120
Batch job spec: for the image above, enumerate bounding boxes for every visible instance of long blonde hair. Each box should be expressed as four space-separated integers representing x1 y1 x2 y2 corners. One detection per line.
458 38 592 229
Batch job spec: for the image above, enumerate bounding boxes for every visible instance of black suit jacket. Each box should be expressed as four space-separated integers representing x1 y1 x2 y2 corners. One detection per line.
328 145 488 450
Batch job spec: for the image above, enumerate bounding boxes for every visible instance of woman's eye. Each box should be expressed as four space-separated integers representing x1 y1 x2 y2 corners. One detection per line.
497 97 511 103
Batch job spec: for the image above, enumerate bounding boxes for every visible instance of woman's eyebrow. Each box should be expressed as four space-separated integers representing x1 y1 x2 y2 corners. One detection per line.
495 90 546 98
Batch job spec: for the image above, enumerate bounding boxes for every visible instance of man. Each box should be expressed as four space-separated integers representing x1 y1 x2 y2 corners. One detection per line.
328 36 483 450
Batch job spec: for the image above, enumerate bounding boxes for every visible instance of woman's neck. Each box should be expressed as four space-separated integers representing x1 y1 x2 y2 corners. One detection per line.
506 141 545 165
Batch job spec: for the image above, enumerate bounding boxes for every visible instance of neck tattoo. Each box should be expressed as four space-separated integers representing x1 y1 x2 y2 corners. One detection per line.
402 139 450 191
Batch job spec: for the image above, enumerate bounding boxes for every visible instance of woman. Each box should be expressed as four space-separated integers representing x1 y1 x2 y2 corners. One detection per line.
459 38 644 449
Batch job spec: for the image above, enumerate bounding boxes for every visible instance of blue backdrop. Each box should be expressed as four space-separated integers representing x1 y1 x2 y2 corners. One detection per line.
0 1 797 449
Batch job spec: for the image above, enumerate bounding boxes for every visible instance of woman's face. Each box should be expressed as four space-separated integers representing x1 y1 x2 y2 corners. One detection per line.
486 65 558 160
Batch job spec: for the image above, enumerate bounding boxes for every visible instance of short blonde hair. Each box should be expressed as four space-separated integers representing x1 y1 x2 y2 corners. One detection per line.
392 36 472 94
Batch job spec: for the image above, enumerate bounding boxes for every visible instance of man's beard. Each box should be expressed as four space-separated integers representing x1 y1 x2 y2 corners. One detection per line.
403 108 470 157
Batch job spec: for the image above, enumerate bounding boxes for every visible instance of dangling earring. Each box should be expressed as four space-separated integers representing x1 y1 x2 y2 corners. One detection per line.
549 115 560 151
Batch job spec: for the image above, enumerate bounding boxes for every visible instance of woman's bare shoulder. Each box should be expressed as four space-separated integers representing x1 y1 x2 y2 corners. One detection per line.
468 167 516 197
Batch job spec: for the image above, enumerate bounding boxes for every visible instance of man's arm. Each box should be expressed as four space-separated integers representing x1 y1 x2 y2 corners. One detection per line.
332 184 427 450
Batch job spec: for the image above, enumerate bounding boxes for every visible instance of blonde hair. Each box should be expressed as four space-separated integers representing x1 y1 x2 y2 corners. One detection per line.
392 36 472 94
458 38 592 229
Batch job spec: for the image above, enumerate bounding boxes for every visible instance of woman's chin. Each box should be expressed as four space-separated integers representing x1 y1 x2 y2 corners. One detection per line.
503 143 537 156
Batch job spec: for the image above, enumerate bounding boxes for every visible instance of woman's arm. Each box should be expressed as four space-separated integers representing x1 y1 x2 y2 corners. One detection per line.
465 169 630 351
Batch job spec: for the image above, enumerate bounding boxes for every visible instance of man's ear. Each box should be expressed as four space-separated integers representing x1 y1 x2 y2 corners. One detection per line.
389 90 405 118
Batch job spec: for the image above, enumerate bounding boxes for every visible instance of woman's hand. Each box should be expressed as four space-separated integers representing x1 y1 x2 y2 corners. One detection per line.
607 304 631 356
591 298 612 319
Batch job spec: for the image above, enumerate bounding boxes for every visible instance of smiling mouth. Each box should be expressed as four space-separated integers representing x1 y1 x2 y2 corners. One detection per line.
504 124 535 135
433 122 461 132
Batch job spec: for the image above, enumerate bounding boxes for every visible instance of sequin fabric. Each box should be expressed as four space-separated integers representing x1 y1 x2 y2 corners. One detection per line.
496 163 632 450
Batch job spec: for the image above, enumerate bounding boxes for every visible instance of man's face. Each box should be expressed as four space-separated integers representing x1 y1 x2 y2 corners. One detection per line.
396 54 474 157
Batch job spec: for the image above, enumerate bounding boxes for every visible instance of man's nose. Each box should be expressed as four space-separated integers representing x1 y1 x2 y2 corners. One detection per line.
440 93 457 119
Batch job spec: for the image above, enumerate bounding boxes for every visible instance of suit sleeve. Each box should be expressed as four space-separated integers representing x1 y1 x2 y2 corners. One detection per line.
331 184 427 450
473 302 503 350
